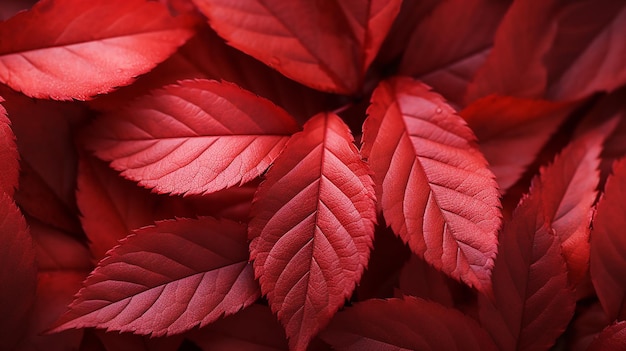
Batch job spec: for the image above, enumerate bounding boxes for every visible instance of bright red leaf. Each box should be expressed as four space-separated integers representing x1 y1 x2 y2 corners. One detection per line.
321 296 498 351
587 321 626 351
0 0 196 100
361 76 501 292
193 0 401 94
477 191 576 351
461 95 576 194
0 192 37 350
591 157 626 321
0 99 18 196
249 112 376 351
86 79 300 195
51 217 260 336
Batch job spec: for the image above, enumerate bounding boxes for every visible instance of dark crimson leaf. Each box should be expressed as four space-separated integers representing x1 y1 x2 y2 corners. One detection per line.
591 158 626 321
0 192 37 349
321 296 498 351
51 217 260 336
478 191 576 351
587 321 626 351
0 98 18 196
361 76 501 292
249 112 376 351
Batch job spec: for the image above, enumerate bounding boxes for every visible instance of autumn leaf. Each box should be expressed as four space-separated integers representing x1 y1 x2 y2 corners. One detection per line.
193 0 401 94
51 217 260 336
321 296 498 351
0 99 18 196
0 192 37 349
86 79 300 195
0 0 197 100
591 157 626 321
249 112 376 351
361 76 501 292
477 191 576 351
587 321 626 351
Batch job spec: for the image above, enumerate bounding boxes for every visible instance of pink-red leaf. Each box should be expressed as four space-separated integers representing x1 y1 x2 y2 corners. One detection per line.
0 192 37 349
478 192 576 351
587 321 626 351
0 0 196 100
51 217 260 336
0 99 18 196
249 112 376 351
193 0 401 94
591 158 626 321
361 76 501 291
460 95 576 194
86 79 300 195
320 296 498 351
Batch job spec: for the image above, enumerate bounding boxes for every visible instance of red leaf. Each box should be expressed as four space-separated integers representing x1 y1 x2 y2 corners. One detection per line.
591 158 626 321
398 0 509 105
0 98 18 196
320 296 498 351
461 95 576 194
76 152 255 261
535 119 615 286
466 0 626 102
0 0 196 100
478 192 576 351
193 0 401 94
86 79 300 195
0 192 37 349
397 255 457 308
566 302 610 351
587 321 626 351
51 217 260 336
249 112 376 351
189 305 289 351
361 77 501 291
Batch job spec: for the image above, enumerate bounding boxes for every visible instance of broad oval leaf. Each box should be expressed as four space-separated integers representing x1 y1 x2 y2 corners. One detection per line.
478 192 576 351
0 192 37 349
591 158 626 321
0 0 196 100
86 79 300 195
50 217 260 336
0 99 18 196
361 76 501 292
320 296 498 351
587 321 626 351
249 112 376 351
193 0 401 94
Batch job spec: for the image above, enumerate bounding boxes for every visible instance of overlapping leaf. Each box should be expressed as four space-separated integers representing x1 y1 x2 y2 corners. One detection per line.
321 296 498 351
398 0 510 105
86 79 300 195
361 76 501 292
587 322 626 351
193 0 401 94
249 112 376 351
0 192 37 349
478 192 576 351
591 158 626 321
466 0 626 102
0 0 196 100
460 95 576 194
0 99 18 196
51 217 260 336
